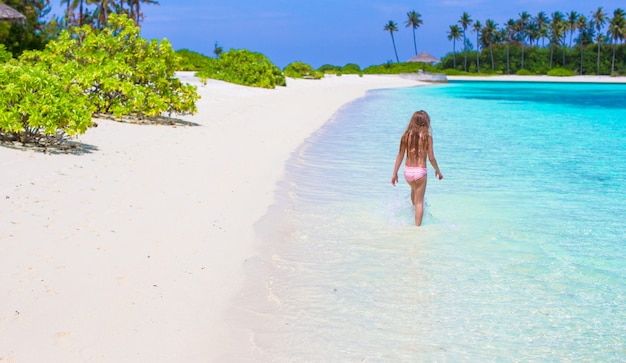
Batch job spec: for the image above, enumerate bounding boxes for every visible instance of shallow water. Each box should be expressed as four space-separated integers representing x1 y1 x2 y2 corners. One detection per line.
241 81 626 362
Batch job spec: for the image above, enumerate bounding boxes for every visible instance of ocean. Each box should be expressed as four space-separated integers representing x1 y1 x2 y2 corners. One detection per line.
239 81 626 362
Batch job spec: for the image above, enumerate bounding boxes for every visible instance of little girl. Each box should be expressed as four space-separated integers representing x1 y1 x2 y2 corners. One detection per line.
391 110 443 226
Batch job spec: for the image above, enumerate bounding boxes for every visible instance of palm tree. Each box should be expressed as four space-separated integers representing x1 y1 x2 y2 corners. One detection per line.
86 0 114 28
117 0 131 18
608 8 626 74
592 7 608 74
213 41 223 58
473 20 482 72
505 19 516 73
526 20 539 46
549 11 566 68
79 0 88 26
561 22 569 66
536 11 550 47
61 0 73 24
129 0 158 25
517 11 531 69
459 12 473 71
496 28 507 71
121 0 133 20
567 11 579 48
447 24 462 68
405 10 423 56
384 20 400 63
60 0 87 26
481 19 497 71
577 15 588 75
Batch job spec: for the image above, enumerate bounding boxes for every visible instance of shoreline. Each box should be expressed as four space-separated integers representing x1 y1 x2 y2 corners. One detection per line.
447 74 626 83
0 74 420 362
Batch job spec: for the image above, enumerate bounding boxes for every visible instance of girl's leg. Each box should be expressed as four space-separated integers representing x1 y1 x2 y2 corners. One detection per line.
408 176 427 226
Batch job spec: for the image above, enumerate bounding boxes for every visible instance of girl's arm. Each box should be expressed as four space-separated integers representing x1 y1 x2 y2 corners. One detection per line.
391 139 406 186
427 136 443 180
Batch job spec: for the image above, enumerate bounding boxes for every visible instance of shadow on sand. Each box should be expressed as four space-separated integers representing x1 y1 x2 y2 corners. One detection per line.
0 137 99 155
95 114 200 127
1 114 199 155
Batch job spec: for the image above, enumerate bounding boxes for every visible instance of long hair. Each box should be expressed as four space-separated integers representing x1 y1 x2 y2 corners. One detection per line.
402 110 430 156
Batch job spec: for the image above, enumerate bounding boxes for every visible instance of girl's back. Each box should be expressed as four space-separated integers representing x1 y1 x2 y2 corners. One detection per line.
403 128 429 167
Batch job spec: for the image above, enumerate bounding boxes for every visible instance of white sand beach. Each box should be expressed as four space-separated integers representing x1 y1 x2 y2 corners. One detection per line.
0 74 420 362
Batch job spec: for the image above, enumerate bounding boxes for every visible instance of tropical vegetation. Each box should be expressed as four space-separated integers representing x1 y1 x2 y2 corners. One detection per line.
383 20 400 63
176 49 215 71
195 49 286 89
5 3 626 82
21 14 198 118
1 14 199 145
438 6 626 75
0 44 12 63
59 0 159 29
0 1 160 59
0 0 53 56
380 6 626 76
405 10 423 56
0 62 93 145
283 62 323 79
362 61 439 75
317 63 363 75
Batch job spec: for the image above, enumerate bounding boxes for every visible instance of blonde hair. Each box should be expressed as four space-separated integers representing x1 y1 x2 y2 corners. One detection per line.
402 110 430 156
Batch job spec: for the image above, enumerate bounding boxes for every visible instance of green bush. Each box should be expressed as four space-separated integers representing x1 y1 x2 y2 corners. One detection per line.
516 69 533 75
443 68 471 76
176 49 214 71
284 61 323 79
318 64 342 74
547 67 574 77
196 49 286 88
0 44 11 63
0 63 93 144
342 63 362 74
363 62 442 74
21 14 199 119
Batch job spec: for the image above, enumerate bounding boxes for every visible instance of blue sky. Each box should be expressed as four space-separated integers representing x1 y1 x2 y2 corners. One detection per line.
49 0 625 68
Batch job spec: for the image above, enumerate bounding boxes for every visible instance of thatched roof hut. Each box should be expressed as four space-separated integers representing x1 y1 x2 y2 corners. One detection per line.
0 3 26 23
407 51 440 64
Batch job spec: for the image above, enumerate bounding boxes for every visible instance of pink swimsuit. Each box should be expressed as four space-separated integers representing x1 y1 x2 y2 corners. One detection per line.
404 166 427 182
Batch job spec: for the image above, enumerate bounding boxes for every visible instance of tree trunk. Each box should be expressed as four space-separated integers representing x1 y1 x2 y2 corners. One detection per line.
79 0 84 26
476 35 480 72
391 33 399 63
65 0 71 24
612 43 616 73
506 45 510 74
453 40 456 68
580 43 584 75
550 47 554 69
597 42 601 75
463 34 467 71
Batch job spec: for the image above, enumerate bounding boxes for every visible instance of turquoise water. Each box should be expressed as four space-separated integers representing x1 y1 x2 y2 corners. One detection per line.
243 81 626 361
